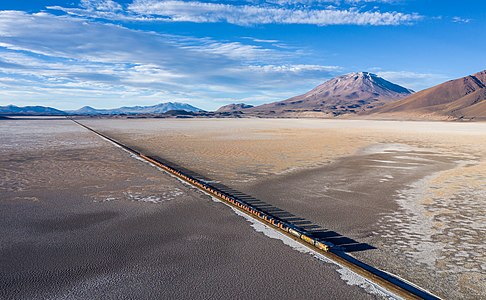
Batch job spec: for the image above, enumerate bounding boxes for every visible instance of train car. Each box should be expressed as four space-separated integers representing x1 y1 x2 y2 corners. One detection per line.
315 241 330 252
288 228 301 238
301 234 315 245
278 222 289 232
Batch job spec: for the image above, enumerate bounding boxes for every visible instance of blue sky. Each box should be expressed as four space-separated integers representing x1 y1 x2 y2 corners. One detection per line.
0 0 484 110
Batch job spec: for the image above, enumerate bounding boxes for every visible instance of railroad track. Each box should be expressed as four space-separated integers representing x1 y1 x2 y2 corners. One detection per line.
71 118 440 300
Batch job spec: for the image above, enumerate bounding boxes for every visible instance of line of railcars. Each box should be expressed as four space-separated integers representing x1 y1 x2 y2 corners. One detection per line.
140 153 333 252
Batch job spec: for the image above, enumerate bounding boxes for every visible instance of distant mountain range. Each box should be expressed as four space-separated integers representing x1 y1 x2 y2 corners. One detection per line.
3 70 486 121
0 105 66 116
0 102 203 116
366 70 486 120
244 72 414 117
68 102 202 115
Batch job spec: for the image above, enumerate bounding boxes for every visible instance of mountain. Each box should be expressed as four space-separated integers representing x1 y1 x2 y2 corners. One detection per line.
216 103 254 113
0 105 66 116
0 102 203 116
69 102 203 115
247 72 413 117
73 106 100 115
367 70 486 120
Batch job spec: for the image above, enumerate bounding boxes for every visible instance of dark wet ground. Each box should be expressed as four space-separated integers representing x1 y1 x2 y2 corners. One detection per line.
242 148 462 298
245 148 457 241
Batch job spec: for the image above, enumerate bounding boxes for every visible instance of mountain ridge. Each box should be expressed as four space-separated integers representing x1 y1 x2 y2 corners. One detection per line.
247 72 414 116
68 102 203 115
366 70 486 120
0 105 66 116
0 102 203 116
216 103 254 113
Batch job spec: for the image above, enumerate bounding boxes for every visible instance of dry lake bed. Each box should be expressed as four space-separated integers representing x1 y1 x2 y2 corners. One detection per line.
82 118 486 299
1 117 485 299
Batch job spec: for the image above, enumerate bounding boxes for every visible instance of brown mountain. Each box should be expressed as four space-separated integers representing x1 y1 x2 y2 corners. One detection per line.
247 72 413 117
367 70 486 120
216 103 254 113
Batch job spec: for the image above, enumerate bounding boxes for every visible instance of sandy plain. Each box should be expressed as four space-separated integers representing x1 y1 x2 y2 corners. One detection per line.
0 118 383 299
82 118 486 299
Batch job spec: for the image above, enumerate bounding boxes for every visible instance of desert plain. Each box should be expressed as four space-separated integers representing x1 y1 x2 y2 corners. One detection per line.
1 117 485 299
82 117 486 299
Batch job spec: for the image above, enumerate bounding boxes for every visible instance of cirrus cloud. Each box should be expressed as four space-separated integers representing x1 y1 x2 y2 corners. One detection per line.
49 0 422 26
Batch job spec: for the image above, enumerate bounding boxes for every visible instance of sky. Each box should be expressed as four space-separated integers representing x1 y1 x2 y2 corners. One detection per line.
0 0 485 110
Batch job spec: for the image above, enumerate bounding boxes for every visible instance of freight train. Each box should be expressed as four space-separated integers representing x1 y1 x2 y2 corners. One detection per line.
140 153 334 252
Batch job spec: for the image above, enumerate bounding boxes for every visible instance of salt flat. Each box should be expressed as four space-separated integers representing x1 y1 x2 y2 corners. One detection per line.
0 118 379 299
82 118 486 299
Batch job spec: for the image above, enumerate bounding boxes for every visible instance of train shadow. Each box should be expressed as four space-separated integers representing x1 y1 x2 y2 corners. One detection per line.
144 153 375 253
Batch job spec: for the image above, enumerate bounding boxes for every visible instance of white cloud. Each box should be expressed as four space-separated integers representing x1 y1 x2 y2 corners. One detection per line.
344 0 399 3
48 0 421 26
127 0 421 26
0 11 275 65
247 64 340 73
269 0 399 4
80 0 123 11
242 37 280 43
452 16 471 23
